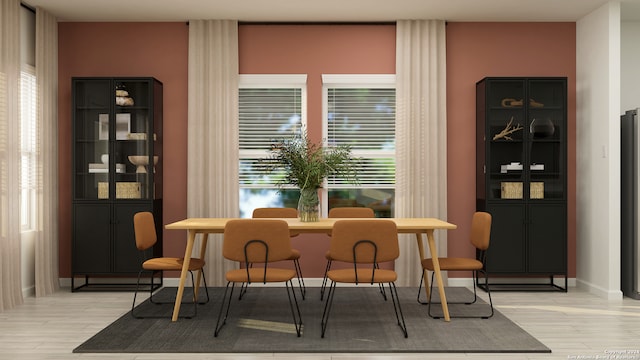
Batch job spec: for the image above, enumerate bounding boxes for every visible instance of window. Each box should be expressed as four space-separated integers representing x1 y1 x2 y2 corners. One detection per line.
238 75 307 217
20 65 37 231
323 74 396 218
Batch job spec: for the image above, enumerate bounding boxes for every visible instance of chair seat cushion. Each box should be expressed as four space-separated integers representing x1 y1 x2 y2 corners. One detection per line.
325 250 332 261
327 268 397 283
422 258 483 271
288 248 301 260
143 257 205 271
226 267 296 283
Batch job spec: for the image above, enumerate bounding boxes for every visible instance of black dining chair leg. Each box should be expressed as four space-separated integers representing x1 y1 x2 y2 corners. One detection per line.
427 271 494 319
285 279 303 337
319 260 332 300
214 282 237 337
238 263 253 300
388 282 408 338
416 271 429 305
238 282 248 300
196 270 210 304
132 269 198 319
320 281 337 338
375 263 387 301
293 258 306 300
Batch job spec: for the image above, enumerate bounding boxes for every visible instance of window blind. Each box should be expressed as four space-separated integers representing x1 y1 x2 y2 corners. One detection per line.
239 84 304 188
325 86 396 188
20 66 37 230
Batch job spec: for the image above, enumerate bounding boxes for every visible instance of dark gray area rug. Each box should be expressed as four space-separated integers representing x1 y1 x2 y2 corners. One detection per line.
74 286 551 353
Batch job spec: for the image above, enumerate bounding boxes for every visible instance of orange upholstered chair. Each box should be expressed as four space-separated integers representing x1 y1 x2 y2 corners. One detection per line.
320 219 407 338
251 207 305 299
214 219 303 337
320 207 375 300
131 211 209 319
419 211 494 319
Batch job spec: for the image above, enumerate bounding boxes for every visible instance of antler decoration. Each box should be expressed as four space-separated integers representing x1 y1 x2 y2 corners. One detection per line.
492 116 523 141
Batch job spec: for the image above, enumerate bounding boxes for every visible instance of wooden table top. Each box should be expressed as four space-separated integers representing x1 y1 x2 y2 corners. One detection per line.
165 217 457 234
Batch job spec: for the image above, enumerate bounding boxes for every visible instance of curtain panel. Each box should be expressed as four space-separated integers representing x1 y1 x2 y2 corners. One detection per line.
35 7 59 297
187 20 239 285
395 20 448 286
0 0 24 311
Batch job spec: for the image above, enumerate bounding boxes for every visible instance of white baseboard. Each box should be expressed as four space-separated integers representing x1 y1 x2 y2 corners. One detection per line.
59 277 577 289
575 278 623 300
22 285 35 298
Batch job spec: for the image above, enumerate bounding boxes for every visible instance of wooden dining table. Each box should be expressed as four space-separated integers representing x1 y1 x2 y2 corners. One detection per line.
165 217 457 322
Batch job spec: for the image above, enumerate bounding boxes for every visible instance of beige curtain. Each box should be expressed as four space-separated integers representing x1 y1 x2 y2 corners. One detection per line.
395 20 448 286
0 0 24 311
34 7 59 297
187 20 239 285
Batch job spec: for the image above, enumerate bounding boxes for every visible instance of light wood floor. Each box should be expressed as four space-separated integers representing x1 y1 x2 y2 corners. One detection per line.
1 286 640 360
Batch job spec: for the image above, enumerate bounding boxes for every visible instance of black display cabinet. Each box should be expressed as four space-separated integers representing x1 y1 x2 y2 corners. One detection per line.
71 77 163 291
476 77 567 291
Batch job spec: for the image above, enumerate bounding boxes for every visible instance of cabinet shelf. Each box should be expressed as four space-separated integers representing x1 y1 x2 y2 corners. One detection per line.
76 106 110 111
491 139 523 143
116 106 149 110
76 139 108 143
491 172 561 176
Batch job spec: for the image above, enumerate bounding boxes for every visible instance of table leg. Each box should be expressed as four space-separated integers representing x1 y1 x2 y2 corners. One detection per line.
172 229 196 322
426 229 450 322
415 233 430 301
193 233 209 300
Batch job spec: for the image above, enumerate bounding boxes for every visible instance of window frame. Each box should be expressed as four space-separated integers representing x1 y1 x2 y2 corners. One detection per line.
321 74 396 217
238 74 307 217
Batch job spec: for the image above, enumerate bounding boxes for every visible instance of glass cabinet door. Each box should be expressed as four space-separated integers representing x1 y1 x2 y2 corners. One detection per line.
73 79 111 200
486 79 526 201
113 79 155 200
527 79 566 201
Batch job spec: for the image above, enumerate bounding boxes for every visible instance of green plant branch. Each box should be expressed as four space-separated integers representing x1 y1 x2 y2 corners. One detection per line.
263 129 360 191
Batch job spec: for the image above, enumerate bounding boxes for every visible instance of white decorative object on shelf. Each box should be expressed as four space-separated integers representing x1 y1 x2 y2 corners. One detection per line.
115 84 134 106
98 113 131 140
88 163 125 173
126 133 157 141
530 164 545 170
116 96 134 106
115 114 131 140
500 162 523 173
128 155 159 173
98 114 109 140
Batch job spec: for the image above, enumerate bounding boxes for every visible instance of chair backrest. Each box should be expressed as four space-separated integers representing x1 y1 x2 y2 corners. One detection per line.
328 207 375 218
252 207 298 218
133 211 157 251
470 211 492 251
223 219 292 263
252 207 299 237
330 220 399 264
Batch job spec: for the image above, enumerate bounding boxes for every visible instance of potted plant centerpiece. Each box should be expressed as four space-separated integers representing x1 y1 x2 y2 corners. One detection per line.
264 130 359 222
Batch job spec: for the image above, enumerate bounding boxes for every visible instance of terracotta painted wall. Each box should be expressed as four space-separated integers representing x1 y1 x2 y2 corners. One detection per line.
446 22 577 277
58 22 190 277
57 22 576 279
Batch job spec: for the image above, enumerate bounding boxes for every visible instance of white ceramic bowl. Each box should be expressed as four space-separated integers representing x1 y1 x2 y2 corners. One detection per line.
128 155 159 166
128 155 159 173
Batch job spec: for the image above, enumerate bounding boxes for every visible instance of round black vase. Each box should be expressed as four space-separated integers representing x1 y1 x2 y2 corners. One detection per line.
530 118 555 139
